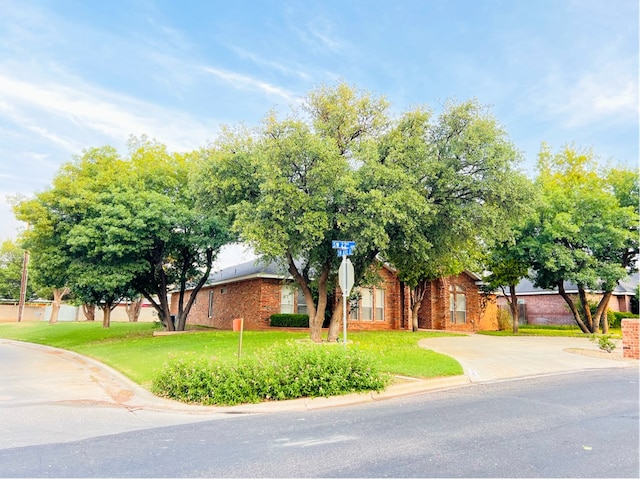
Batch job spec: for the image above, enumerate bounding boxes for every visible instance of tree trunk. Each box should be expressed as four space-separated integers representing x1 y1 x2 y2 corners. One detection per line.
287 252 330 343
594 290 613 334
410 280 428 332
411 301 422 332
125 298 142 322
170 248 214 332
50 287 70 324
557 282 590 333
508 284 519 334
327 296 342 342
578 286 595 332
101 304 111 328
82 303 96 321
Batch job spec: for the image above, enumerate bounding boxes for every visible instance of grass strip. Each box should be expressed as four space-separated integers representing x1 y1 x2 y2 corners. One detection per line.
0 322 463 388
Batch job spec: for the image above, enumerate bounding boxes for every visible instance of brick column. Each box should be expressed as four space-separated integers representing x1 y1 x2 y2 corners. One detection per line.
621 318 639 360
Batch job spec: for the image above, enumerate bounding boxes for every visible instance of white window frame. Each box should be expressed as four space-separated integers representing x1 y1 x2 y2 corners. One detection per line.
449 285 466 324
281 285 295 314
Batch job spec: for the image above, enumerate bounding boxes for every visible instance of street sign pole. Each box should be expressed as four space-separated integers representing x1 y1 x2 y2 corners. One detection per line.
333 240 355 348
342 257 347 348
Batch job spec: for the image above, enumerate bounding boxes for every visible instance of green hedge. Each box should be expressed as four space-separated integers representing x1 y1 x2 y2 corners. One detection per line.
152 342 390 405
270 313 309 328
608 311 639 329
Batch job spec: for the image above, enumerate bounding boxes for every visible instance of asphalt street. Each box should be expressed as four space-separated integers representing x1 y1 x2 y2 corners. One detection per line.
0 368 638 477
1 334 637 446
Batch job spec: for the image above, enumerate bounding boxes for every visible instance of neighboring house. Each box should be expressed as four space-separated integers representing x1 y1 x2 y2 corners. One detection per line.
172 259 498 332
496 273 639 325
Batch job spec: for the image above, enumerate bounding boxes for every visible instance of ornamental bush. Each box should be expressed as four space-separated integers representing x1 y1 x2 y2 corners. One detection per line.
152 342 390 406
607 311 639 329
269 313 309 327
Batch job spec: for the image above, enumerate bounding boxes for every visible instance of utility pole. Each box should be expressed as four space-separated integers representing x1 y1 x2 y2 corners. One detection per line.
17 248 29 322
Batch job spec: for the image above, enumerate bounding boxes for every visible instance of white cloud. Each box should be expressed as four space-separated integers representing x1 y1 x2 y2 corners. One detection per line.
291 16 349 56
230 46 311 81
524 59 638 130
550 70 638 128
0 72 217 152
201 66 298 103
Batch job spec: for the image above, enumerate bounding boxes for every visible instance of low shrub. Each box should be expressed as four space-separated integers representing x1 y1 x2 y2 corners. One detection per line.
496 308 512 331
270 313 309 328
607 311 639 329
152 342 391 406
590 334 616 353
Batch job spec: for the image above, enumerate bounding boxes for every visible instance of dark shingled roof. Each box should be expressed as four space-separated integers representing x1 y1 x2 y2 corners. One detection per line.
205 259 290 286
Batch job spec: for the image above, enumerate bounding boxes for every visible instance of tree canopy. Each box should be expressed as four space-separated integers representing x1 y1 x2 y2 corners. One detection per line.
11 82 632 337
197 83 390 341
369 100 533 330
14 137 230 329
522 144 639 333
196 84 532 339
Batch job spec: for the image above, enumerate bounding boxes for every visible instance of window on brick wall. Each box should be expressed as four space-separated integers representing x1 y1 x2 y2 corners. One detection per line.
350 287 385 321
208 290 214 318
281 285 295 314
297 289 308 314
375 288 385 321
449 284 466 324
361 288 373 321
281 285 309 314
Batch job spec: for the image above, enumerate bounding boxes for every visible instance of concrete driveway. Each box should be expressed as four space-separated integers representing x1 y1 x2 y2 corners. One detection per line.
419 333 637 383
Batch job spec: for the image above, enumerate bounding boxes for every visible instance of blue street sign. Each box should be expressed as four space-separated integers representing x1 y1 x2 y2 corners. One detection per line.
332 240 356 249
336 247 354 257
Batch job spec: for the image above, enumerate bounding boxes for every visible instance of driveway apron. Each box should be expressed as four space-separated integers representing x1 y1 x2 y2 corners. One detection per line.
419 334 636 383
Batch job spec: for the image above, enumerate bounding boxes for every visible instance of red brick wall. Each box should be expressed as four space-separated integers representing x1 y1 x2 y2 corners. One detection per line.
496 293 630 326
418 278 444 330
346 267 405 331
622 318 639 359
173 278 284 330
497 294 574 325
174 268 494 332
416 273 491 332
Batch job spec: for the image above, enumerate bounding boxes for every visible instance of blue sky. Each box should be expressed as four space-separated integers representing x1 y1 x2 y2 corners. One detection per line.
1 0 638 249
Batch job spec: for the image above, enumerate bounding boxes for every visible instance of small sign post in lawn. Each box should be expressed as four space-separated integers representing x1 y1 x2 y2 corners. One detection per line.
332 241 355 348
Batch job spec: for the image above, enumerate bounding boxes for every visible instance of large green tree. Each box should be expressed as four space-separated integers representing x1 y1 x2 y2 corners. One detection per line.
523 144 639 333
196 83 390 342
15 138 230 329
371 100 533 330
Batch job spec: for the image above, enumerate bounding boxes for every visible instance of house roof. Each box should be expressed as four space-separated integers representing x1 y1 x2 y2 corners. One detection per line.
204 259 289 287
508 272 639 296
203 257 485 289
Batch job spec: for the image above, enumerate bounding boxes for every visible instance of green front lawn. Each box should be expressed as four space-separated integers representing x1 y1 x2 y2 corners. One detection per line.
0 322 463 388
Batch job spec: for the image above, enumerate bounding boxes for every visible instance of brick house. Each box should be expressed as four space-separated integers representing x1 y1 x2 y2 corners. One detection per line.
172 259 498 332
417 272 498 332
495 273 639 325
